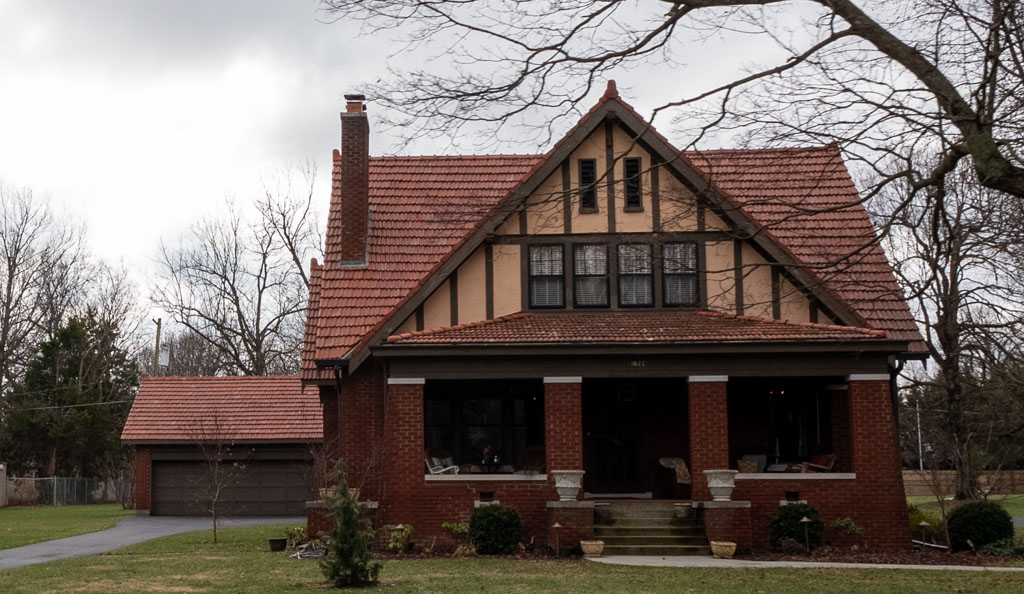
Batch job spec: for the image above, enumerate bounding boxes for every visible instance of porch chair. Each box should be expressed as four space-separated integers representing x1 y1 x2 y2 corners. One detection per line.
797 453 836 473
425 457 459 475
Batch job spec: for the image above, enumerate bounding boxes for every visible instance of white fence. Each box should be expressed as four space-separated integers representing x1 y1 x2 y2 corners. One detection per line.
5 477 132 506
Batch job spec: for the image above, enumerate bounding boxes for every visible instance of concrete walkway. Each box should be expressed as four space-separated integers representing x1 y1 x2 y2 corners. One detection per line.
0 515 303 571
589 555 1024 572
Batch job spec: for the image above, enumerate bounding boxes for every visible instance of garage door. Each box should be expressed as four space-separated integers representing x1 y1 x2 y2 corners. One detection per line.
151 460 313 516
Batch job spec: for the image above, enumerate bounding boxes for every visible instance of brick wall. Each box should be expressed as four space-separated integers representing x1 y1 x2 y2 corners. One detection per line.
688 380 729 501
828 386 853 472
339 364 386 500
703 505 753 553
544 382 583 472
732 478 862 550
134 446 151 511
547 505 594 554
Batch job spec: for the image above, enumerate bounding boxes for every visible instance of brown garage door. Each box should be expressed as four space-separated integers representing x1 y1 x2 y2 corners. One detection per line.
151 460 312 516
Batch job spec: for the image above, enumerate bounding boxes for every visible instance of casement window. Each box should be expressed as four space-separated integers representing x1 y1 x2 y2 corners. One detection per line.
573 244 609 307
579 158 597 211
528 245 564 308
624 157 642 210
618 243 653 307
663 242 699 306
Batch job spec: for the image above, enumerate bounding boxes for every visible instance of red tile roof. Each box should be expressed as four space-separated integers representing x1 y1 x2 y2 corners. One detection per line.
304 94 924 376
385 310 890 345
121 376 321 442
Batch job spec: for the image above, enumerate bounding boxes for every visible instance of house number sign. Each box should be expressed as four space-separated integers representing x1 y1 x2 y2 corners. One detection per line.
630 360 646 368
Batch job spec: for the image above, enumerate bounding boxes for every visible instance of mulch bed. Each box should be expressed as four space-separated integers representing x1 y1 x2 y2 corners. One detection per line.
743 545 993 566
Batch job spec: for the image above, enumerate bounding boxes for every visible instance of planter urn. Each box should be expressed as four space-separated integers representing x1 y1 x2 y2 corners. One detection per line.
580 540 604 557
710 540 737 559
551 470 586 501
703 469 739 502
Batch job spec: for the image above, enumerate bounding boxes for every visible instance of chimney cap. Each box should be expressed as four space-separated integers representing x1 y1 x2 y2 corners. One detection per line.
344 93 366 101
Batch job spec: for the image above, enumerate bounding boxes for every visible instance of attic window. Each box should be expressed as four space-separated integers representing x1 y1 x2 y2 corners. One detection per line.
579 159 597 212
528 245 565 308
624 157 642 210
663 242 699 306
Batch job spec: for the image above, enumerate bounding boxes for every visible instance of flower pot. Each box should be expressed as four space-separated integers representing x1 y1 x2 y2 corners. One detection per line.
268 537 288 552
580 540 604 557
703 469 739 502
318 487 334 501
551 470 585 501
348 487 360 500
710 540 736 559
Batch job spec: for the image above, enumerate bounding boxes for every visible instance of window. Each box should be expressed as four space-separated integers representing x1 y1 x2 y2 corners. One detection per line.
663 242 699 306
573 244 609 307
424 380 545 473
579 159 597 211
528 245 564 308
624 157 642 210
618 243 653 307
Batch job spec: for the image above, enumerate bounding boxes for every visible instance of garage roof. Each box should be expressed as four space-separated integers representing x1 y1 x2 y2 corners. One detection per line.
122 375 322 443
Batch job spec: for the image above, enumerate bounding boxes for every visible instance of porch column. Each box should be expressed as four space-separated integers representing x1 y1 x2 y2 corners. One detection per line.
383 378 425 523
543 377 583 475
847 374 911 548
688 376 730 501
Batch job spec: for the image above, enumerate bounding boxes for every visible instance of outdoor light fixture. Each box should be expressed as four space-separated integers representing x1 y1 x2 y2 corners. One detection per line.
552 522 562 558
799 516 812 553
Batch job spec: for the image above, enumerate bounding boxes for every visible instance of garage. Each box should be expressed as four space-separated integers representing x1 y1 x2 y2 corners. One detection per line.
122 375 322 516
151 457 314 516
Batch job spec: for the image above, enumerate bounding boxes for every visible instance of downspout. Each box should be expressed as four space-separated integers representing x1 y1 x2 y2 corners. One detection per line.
890 358 906 433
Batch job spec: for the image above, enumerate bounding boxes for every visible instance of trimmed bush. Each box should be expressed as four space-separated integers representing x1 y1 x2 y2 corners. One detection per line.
469 504 523 555
947 501 1013 552
769 503 824 551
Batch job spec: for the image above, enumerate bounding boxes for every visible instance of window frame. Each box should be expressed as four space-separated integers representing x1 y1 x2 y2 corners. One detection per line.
617 242 654 308
527 243 566 309
623 157 643 211
572 243 610 308
662 241 700 307
578 158 598 213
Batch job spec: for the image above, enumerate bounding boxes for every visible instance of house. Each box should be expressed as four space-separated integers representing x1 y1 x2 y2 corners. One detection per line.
122 375 320 516
302 82 924 553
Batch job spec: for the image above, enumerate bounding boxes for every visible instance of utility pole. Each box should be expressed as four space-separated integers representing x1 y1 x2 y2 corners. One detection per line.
152 318 162 377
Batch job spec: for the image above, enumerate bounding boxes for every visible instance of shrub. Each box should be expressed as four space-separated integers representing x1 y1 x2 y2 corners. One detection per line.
978 538 1024 558
388 523 415 552
907 504 943 542
947 501 1013 552
469 505 523 555
319 464 381 587
285 525 307 550
769 503 824 551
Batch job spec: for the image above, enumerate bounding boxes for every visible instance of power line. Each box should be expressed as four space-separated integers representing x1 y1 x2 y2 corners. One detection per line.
13 399 132 412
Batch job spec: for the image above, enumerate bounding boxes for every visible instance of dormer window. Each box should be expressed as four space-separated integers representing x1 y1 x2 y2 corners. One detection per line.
573 244 609 307
579 159 597 212
528 245 564 308
624 157 642 210
663 242 699 306
618 244 653 307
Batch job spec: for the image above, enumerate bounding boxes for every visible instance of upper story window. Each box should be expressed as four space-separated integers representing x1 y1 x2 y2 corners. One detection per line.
618 243 653 307
528 245 564 308
579 159 597 212
624 157 642 210
663 242 699 306
573 244 609 307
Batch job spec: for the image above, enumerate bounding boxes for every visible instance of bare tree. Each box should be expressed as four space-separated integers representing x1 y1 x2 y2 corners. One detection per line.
256 161 324 290
189 415 251 544
879 161 1024 498
139 328 232 377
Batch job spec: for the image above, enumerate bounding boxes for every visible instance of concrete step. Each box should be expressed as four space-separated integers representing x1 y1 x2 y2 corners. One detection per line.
595 526 704 537
594 508 687 520
595 516 701 527
602 544 712 556
598 535 709 546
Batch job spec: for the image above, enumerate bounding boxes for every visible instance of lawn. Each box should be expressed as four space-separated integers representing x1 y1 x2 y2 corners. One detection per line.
908 493 1024 518
3 524 1024 593
0 504 133 550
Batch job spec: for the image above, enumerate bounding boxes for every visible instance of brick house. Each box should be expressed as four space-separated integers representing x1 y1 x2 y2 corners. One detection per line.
123 376 321 516
303 82 924 553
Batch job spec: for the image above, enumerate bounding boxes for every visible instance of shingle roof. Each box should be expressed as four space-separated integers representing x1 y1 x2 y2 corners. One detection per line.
121 376 321 442
385 310 890 345
304 94 924 376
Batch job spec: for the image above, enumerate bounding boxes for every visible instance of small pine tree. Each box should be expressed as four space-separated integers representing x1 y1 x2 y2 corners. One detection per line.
319 464 381 587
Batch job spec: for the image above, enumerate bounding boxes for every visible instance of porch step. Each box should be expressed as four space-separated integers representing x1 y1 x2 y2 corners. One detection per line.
592 502 710 556
602 544 712 556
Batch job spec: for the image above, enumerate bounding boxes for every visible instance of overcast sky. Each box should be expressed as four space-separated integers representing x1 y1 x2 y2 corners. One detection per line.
1 1 779 314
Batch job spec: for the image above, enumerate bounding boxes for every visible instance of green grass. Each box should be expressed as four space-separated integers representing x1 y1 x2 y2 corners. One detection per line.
908 493 1024 518
3 524 1024 593
0 504 133 550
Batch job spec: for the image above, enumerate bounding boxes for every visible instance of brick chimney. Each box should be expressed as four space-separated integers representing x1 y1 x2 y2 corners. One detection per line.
339 93 369 266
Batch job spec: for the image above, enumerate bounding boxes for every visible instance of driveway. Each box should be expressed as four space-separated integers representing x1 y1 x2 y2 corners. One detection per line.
0 515 303 571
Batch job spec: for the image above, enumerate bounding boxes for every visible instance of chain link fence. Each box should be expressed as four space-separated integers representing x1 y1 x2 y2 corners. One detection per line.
5 477 132 506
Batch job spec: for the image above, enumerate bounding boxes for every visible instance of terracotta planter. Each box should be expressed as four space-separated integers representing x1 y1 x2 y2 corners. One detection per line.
710 540 736 559
318 487 334 501
551 470 585 501
703 469 739 502
580 540 604 557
